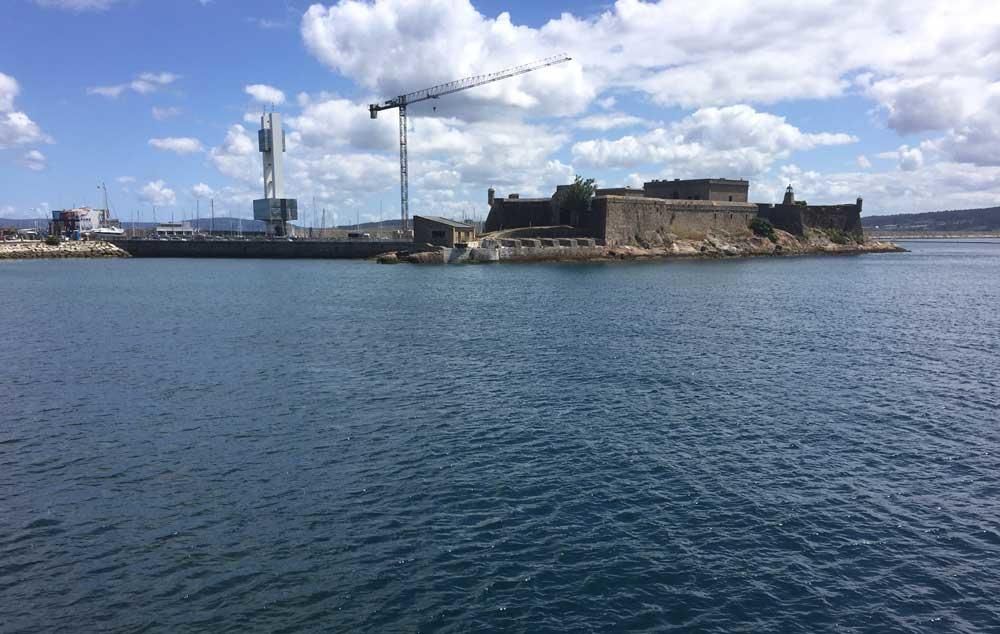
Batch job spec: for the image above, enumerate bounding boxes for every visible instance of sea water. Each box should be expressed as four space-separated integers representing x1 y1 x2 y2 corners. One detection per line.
2 241 998 632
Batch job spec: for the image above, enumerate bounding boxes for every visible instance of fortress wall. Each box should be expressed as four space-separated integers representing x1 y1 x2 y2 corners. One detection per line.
758 203 863 239
484 199 554 232
756 204 805 235
801 204 864 239
486 226 590 239
594 196 757 246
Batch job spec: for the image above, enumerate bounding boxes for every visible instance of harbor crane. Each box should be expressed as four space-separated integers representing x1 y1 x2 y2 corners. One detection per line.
369 54 572 232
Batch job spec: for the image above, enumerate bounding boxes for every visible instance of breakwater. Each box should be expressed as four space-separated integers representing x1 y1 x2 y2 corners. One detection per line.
118 239 431 259
380 232 905 264
0 240 128 259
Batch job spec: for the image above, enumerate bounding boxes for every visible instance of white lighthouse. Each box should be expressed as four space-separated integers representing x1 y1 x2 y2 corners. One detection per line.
252 112 298 237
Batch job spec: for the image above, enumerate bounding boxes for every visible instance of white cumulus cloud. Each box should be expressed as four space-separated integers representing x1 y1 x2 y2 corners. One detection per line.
576 113 651 131
88 71 180 98
139 180 176 206
33 0 120 10
245 84 286 105
152 106 181 120
301 0 592 119
898 145 925 172
298 0 1000 176
0 73 52 149
20 149 47 171
191 183 215 198
572 104 855 177
149 137 204 154
209 125 259 183
768 162 1000 214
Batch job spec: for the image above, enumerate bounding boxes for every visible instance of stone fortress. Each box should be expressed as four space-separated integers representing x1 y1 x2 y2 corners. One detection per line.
484 178 865 247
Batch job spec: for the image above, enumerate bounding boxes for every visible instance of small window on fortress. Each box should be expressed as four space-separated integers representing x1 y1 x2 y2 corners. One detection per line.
728 195 733 201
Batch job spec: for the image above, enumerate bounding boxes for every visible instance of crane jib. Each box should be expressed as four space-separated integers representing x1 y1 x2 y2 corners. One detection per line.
366 54 572 231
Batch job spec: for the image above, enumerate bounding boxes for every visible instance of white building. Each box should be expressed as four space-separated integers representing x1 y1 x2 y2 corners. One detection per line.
154 222 195 236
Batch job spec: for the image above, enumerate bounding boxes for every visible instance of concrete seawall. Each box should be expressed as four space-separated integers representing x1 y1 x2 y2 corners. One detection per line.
119 239 432 259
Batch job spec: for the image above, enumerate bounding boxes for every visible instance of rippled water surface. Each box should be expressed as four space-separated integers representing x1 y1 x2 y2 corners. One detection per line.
2 241 999 632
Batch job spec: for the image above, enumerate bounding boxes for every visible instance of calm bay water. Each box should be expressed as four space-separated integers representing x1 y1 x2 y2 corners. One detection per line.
2 241 999 632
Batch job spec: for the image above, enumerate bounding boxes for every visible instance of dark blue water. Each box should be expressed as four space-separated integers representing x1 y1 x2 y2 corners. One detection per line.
2 242 999 632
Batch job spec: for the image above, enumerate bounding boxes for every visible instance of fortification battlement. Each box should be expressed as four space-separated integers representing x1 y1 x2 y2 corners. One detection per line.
484 180 865 246
591 197 758 245
610 196 756 211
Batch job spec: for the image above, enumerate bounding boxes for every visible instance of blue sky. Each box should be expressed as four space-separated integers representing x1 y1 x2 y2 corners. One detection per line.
1 0 998 223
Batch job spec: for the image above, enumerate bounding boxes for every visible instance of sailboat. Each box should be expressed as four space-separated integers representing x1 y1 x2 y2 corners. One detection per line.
90 182 126 240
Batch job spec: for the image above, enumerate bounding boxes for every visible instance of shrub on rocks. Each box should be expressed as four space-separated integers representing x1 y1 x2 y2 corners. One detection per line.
750 217 777 242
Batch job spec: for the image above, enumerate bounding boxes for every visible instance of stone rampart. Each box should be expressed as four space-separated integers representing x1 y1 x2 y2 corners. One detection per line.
802 204 864 239
755 205 805 235
484 226 589 240
592 196 757 246
757 202 863 240
484 199 554 232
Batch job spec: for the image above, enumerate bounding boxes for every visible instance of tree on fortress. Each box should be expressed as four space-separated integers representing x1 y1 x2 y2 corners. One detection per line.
559 175 597 215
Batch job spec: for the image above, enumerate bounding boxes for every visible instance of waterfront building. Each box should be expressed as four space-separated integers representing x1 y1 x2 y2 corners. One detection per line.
154 222 195 237
413 216 476 247
50 207 107 235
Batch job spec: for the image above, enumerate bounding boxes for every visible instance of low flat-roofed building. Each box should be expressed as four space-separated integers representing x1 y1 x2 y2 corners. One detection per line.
414 215 475 247
155 222 195 236
644 178 749 202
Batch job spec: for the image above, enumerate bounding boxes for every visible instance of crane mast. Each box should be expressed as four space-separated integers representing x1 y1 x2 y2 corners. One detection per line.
369 54 571 232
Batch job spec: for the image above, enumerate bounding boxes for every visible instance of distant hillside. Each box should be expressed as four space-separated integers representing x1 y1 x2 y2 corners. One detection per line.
862 206 1000 231
0 218 49 229
336 219 403 231
0 216 268 232
1 216 487 233
332 218 482 231
184 217 266 232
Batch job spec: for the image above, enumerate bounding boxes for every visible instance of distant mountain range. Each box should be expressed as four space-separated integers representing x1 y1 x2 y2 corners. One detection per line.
862 206 1000 232
0 218 50 230
0 216 269 232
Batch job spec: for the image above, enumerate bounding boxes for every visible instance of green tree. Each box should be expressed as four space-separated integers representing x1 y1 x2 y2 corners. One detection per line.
560 175 596 215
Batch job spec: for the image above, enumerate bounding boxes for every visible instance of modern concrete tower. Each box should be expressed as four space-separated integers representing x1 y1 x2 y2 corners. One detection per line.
253 112 298 237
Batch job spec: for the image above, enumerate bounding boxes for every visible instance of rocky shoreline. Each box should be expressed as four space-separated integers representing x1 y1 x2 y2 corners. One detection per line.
378 229 906 264
0 240 130 260
593 230 905 261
